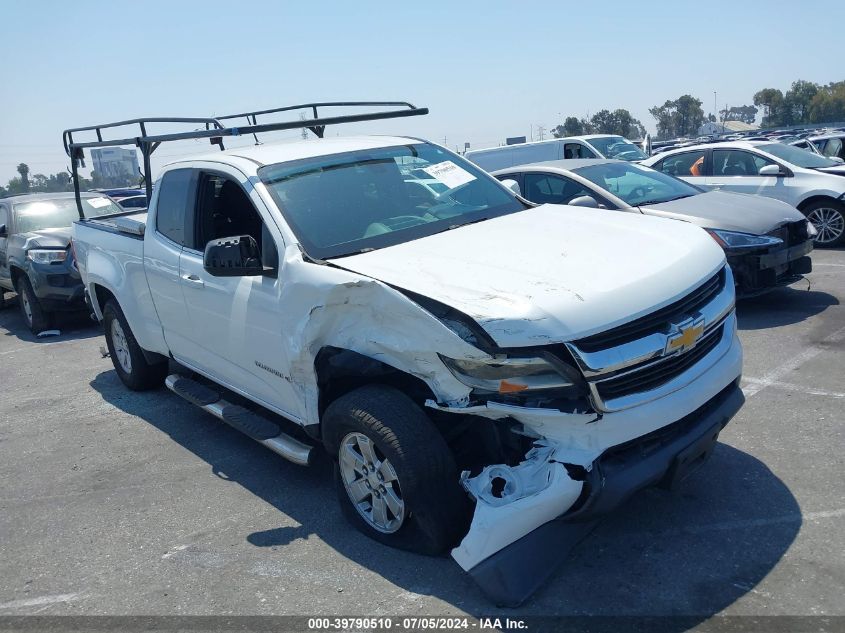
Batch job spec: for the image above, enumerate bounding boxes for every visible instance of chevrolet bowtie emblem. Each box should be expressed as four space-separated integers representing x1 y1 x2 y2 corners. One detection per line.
665 316 706 354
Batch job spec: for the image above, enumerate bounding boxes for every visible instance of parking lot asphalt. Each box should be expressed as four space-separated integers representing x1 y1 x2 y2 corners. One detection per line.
0 249 843 625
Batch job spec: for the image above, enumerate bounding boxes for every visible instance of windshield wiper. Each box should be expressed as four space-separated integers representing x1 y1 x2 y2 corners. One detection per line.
440 216 494 233
642 194 695 205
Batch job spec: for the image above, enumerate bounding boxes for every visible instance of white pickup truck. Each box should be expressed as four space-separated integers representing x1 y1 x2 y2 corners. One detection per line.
69 107 744 605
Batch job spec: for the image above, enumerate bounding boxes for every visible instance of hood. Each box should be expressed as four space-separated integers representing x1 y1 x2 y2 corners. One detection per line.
814 164 845 177
22 226 73 249
641 190 806 234
329 205 725 347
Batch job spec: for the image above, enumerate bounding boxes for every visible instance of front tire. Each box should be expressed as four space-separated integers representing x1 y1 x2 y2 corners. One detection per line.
16 276 51 334
102 299 168 391
322 385 471 555
804 199 845 247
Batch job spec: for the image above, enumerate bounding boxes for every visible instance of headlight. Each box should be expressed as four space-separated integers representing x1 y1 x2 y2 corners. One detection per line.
706 229 783 249
440 354 584 396
806 220 818 237
26 249 68 264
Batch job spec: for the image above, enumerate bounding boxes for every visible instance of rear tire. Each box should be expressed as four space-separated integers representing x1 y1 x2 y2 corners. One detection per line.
322 385 471 556
804 199 845 247
16 276 52 334
102 299 168 391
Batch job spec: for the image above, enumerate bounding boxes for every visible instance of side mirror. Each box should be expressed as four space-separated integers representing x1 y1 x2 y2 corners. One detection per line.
0 224 6 238
203 235 264 277
568 195 600 208
758 164 784 176
500 178 521 196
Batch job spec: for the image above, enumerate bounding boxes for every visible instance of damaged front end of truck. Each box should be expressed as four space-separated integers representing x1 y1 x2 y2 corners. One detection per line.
413 266 744 606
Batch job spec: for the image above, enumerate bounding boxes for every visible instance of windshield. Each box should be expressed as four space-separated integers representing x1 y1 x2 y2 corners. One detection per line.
14 196 123 233
574 162 701 206
258 142 525 259
586 136 647 161
757 142 839 168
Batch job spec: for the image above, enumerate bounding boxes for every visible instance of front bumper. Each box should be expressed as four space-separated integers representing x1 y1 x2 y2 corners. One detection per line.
728 238 813 298
465 380 744 606
28 262 86 312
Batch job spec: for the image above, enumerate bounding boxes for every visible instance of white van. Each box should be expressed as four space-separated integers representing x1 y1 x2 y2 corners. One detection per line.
466 134 647 171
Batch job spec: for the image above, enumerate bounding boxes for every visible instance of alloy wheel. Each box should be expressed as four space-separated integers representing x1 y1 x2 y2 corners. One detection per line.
110 319 132 374
338 432 405 533
807 206 845 245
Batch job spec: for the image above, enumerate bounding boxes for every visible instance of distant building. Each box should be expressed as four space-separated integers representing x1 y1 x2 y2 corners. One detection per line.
698 120 759 135
91 148 139 179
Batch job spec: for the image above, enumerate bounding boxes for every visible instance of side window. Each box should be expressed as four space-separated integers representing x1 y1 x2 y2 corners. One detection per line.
523 173 603 206
155 169 194 245
0 205 8 230
563 143 596 159
712 150 773 176
193 173 278 270
659 150 706 177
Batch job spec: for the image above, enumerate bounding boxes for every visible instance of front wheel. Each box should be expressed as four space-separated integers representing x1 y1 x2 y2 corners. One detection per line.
804 200 845 247
16 276 52 334
322 385 471 555
102 299 168 391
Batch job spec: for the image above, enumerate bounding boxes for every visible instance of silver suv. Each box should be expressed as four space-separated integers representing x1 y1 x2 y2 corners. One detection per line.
642 141 845 247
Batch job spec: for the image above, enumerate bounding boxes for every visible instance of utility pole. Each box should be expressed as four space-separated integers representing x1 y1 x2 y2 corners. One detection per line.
713 91 717 122
299 112 308 140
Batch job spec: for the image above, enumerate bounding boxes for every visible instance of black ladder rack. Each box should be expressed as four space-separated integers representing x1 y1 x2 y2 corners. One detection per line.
63 101 428 219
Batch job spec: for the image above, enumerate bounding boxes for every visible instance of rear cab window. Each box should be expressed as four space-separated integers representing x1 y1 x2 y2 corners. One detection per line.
155 169 196 246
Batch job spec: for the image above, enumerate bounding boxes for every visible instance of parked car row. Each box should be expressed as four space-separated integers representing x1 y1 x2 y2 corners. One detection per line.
642 141 845 246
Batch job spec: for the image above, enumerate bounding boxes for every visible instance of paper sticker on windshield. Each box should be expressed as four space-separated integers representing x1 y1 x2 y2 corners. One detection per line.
422 161 476 189
87 197 112 209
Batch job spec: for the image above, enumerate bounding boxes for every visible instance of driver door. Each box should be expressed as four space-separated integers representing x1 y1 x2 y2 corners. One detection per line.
176 165 301 420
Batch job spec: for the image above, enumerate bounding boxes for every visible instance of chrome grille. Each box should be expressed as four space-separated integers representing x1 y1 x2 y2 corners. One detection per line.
595 324 724 401
566 265 735 412
575 268 725 353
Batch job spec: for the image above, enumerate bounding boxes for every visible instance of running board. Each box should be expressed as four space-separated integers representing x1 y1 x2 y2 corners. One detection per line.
165 374 313 466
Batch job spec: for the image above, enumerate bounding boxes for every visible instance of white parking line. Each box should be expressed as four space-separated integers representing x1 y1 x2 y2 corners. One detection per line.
743 378 845 399
742 325 845 398
0 593 78 610
813 262 845 267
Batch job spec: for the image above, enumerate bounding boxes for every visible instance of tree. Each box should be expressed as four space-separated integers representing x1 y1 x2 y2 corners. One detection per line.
16 163 30 193
553 109 645 140
784 80 819 123
649 95 705 139
719 105 758 124
553 116 585 137
754 88 785 126
809 80 845 123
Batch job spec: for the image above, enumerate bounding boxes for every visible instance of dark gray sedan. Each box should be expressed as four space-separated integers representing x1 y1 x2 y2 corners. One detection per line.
493 159 815 298
0 192 124 332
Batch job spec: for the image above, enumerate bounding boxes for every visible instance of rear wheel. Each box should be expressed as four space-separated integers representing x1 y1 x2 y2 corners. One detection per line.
16 276 51 334
322 385 471 555
102 299 168 391
804 200 845 247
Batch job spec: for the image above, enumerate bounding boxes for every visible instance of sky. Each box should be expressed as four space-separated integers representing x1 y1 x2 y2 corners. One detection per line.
1 0 843 184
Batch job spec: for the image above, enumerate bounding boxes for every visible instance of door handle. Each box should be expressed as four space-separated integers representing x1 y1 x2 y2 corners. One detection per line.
181 273 204 287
